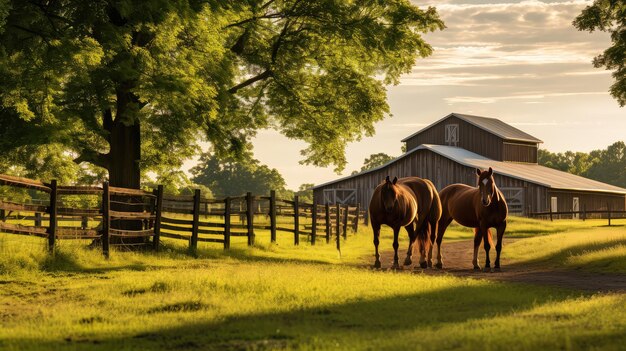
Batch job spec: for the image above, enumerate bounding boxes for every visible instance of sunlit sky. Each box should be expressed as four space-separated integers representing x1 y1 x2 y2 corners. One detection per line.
185 0 626 190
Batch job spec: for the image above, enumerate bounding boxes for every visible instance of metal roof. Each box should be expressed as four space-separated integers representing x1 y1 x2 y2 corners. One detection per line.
313 144 626 195
400 113 544 144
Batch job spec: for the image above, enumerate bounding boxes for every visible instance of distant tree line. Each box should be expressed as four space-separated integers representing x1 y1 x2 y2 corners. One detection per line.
539 141 626 188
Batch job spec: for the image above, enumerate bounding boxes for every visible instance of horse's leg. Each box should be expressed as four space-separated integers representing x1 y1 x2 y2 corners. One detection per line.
482 225 493 273
392 227 400 269
494 220 507 272
435 217 452 269
372 222 382 269
403 223 416 266
417 221 428 269
427 218 438 268
472 227 482 270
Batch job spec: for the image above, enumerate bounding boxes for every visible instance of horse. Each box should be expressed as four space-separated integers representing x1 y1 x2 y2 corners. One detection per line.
369 176 442 269
434 167 508 272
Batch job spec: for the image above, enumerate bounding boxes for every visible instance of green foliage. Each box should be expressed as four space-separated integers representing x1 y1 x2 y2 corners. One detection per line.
0 0 445 187
574 1 626 106
538 141 626 188
294 183 314 203
351 152 395 175
190 150 287 197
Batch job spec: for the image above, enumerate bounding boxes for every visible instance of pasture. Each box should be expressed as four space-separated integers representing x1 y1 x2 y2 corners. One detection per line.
1 217 625 350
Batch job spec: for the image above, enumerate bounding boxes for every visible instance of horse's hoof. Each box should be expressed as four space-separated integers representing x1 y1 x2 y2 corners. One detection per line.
403 257 412 266
427 261 433 268
435 263 443 269
419 261 428 269
391 264 401 271
473 265 481 271
483 266 492 273
373 261 381 269
493 267 501 272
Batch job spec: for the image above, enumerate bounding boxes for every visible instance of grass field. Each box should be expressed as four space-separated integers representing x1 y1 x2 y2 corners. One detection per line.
0 216 625 350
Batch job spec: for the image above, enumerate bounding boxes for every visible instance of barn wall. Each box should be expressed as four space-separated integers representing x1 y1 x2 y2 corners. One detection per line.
313 149 547 215
502 142 538 163
404 116 505 161
545 189 626 219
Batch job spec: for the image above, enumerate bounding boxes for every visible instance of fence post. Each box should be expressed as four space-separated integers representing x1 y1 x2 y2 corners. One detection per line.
0 209 5 221
582 204 586 221
153 185 163 251
325 204 331 244
270 190 276 243
47 179 58 254
102 182 110 258
35 212 42 227
607 202 611 226
224 197 231 250
246 192 255 246
353 203 360 233
342 204 349 239
311 200 317 245
293 195 300 245
549 201 553 222
190 189 200 253
335 204 341 253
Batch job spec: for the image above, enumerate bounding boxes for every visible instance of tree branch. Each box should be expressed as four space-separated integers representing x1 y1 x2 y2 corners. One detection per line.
73 150 110 170
228 69 273 94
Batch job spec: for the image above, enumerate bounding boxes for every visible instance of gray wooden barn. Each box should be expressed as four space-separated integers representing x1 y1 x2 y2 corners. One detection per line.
313 113 626 216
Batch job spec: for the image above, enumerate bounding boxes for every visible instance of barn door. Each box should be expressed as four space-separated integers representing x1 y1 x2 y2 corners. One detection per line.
572 197 579 219
445 124 459 146
500 187 524 215
323 189 335 204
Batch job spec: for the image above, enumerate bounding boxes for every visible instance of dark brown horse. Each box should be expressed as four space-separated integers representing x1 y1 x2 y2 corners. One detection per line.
435 167 508 272
369 176 442 269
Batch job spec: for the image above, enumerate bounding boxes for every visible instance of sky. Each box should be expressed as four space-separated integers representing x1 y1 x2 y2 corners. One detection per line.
186 0 626 190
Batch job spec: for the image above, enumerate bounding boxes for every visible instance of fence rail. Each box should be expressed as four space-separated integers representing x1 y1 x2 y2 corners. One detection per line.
0 173 365 257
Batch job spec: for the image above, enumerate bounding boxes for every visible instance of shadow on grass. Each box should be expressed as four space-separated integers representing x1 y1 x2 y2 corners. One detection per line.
6 282 619 351
508 238 626 270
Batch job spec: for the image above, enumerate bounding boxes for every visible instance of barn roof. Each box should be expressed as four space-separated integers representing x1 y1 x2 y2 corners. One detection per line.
400 113 543 144
313 144 626 195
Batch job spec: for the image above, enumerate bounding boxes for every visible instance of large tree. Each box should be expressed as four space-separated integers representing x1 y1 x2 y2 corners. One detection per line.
574 0 626 106
0 1 444 189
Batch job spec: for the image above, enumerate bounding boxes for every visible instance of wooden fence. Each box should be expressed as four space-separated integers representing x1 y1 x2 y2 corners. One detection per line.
0 174 364 257
529 203 626 226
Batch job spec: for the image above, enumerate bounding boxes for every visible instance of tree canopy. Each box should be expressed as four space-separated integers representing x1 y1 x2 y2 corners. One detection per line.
539 141 626 188
0 0 444 189
351 152 395 175
190 150 288 197
574 1 626 106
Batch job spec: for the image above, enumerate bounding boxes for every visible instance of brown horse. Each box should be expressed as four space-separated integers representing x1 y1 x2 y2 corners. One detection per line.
369 176 442 269
435 167 508 272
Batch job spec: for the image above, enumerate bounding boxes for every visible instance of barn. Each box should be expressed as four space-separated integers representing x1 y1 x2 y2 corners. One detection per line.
313 113 626 217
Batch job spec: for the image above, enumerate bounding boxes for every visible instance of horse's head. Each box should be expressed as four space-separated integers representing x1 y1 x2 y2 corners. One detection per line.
381 176 398 213
476 167 496 207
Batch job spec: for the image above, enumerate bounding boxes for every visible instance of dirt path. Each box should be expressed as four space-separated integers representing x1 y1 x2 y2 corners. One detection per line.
363 239 626 293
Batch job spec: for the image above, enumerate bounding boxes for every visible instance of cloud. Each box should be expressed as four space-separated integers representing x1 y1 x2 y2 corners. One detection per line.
445 91 607 104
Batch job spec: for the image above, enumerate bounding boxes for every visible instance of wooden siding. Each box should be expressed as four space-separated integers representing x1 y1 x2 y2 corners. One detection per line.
404 115 540 163
404 116 504 160
545 189 625 219
503 142 538 163
313 149 625 216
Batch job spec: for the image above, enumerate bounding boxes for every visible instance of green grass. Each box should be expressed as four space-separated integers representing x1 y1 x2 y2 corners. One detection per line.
0 217 625 350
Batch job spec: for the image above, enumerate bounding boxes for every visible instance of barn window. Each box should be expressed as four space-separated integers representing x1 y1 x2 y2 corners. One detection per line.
323 189 357 205
445 124 459 146
550 197 558 213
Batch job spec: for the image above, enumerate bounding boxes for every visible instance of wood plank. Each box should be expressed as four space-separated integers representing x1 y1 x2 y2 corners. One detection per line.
197 237 225 243
57 186 102 195
0 222 48 237
162 194 195 202
109 228 154 237
161 223 192 233
197 221 225 228
162 207 194 215
276 226 295 233
57 207 101 217
160 232 190 240
0 174 51 192
109 210 155 220
57 227 100 238
109 186 156 197
197 228 225 235
161 216 193 226
0 200 48 213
